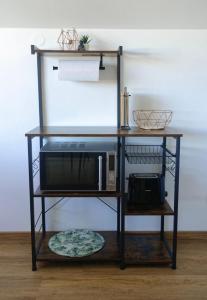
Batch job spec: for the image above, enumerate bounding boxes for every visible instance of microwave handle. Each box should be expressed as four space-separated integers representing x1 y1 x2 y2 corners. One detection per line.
98 156 103 191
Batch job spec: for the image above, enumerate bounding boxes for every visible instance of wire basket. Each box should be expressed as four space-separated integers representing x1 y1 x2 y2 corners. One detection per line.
125 145 163 164
125 144 176 178
133 110 173 130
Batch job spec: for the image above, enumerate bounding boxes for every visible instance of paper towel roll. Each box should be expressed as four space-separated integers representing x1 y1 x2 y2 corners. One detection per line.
58 60 100 81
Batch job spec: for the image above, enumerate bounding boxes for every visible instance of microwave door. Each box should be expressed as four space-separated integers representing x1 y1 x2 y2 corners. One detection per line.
40 152 106 191
66 152 106 190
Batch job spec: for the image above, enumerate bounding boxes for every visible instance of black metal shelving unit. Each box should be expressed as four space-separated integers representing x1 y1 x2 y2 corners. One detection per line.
27 45 123 271
120 135 181 269
26 45 182 271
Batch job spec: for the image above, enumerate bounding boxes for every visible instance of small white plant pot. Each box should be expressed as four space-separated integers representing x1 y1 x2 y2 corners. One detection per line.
84 44 90 51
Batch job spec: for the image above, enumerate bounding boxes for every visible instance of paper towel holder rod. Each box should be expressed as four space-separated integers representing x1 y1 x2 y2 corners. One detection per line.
53 55 105 71
99 54 105 70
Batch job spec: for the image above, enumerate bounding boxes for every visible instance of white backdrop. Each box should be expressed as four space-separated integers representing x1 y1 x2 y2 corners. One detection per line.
0 29 207 231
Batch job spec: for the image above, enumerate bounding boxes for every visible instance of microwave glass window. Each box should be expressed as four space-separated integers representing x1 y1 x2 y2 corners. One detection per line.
41 152 106 190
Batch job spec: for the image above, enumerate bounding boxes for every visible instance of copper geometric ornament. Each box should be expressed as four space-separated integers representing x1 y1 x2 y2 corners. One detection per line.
57 28 79 50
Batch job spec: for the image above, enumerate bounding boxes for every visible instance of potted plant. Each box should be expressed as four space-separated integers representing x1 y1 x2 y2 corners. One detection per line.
78 35 91 51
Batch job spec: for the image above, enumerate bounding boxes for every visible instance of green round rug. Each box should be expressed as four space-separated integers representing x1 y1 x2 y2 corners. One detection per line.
48 229 105 257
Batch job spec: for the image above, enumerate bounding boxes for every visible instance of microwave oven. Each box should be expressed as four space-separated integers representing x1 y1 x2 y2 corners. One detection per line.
40 142 117 191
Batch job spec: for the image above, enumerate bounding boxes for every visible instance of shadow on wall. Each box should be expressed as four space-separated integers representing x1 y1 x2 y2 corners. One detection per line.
131 94 168 109
124 48 179 63
99 64 116 81
122 48 176 127
129 93 170 126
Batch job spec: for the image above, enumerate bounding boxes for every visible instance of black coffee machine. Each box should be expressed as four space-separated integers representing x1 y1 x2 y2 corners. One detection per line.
127 173 165 209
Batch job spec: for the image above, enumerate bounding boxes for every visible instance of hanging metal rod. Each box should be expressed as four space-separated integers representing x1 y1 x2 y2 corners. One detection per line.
52 54 105 71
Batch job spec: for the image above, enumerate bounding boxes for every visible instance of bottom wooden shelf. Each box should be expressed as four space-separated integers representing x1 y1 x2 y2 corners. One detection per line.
125 233 172 265
37 231 118 262
37 231 172 266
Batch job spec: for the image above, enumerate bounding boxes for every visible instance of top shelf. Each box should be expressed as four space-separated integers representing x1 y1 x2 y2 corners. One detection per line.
25 126 183 138
31 45 122 57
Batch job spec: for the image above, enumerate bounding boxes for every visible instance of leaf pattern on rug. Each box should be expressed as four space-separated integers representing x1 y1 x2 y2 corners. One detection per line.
48 229 105 257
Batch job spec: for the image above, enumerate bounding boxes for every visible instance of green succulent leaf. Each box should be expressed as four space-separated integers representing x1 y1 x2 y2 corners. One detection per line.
80 35 91 44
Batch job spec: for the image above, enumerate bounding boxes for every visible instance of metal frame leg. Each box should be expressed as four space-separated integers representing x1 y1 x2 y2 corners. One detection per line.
120 137 126 270
117 54 121 127
172 137 181 269
116 48 121 257
41 197 46 235
116 137 121 246
161 137 166 241
39 137 46 236
160 216 164 241
27 137 37 271
117 197 120 245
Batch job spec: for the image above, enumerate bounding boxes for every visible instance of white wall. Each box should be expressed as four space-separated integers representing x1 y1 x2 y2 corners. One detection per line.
0 29 207 231
1 0 207 29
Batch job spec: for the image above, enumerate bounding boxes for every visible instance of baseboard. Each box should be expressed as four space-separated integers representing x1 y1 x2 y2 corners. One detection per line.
0 231 207 240
173 231 207 240
126 231 207 240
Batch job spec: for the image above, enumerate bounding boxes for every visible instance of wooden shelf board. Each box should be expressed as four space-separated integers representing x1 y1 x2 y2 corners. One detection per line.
125 233 172 265
37 231 119 262
32 48 119 57
34 187 121 198
25 126 183 138
125 200 174 216
37 231 172 265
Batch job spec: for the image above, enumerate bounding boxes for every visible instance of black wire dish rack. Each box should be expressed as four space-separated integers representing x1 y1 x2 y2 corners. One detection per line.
125 144 176 176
